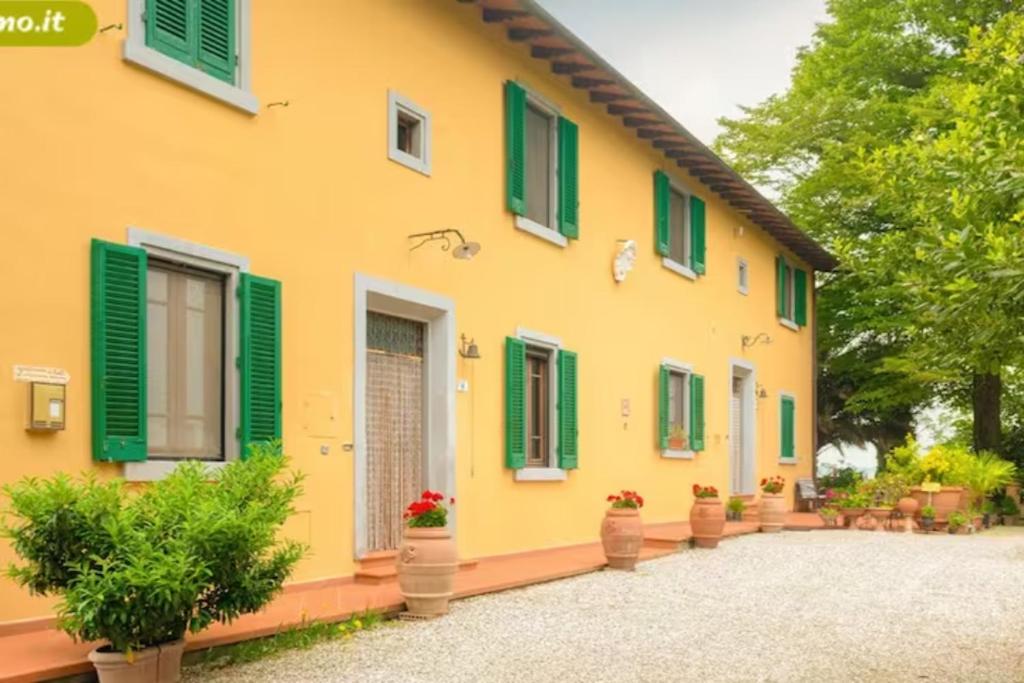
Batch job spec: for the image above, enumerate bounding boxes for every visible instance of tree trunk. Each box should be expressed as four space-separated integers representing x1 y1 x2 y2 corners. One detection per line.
972 372 1002 454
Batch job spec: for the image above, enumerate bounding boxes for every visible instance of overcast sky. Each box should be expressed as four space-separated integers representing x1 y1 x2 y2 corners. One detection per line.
536 0 829 146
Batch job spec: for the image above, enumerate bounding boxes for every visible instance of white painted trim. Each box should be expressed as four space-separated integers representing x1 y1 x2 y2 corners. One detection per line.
387 90 432 176
515 215 568 248
516 328 562 470
125 459 228 482
353 274 456 559
779 458 799 466
778 317 800 332
123 0 258 114
517 327 562 349
661 449 695 460
516 80 562 115
661 257 697 281
515 80 561 234
124 227 246 475
779 390 798 463
737 257 749 295
514 467 567 482
660 357 692 374
728 359 757 495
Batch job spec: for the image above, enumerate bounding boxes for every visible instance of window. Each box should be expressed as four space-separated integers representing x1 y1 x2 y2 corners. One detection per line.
737 257 749 295
123 0 258 114
388 91 432 175
654 171 706 277
657 360 705 457
90 230 281 480
505 81 579 245
505 331 578 480
776 255 808 328
780 394 796 462
147 261 225 461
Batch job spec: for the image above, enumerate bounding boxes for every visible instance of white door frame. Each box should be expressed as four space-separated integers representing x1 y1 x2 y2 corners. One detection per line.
353 274 456 558
729 358 757 495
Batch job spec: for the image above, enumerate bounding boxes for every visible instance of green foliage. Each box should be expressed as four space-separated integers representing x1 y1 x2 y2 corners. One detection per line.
999 497 1019 516
948 510 969 529
1 443 306 653
920 505 936 519
726 497 746 515
817 465 863 491
191 611 383 670
962 452 1017 507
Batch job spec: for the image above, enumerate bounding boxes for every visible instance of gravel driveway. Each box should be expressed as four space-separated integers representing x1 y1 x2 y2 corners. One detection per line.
188 530 1024 683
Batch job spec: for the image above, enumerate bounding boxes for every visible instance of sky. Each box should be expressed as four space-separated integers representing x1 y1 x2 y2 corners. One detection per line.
535 1 894 476
536 0 830 146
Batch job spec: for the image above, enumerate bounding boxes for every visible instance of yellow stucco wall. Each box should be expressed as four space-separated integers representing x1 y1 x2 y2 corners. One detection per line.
0 0 815 623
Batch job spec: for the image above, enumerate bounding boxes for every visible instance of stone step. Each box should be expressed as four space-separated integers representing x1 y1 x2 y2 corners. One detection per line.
354 558 478 585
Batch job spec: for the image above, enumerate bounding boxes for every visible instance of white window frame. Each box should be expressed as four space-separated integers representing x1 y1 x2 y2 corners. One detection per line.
661 176 697 280
123 0 258 115
779 390 798 465
513 83 567 248
387 90 432 176
514 327 567 481
123 227 249 481
737 257 749 295
661 357 694 460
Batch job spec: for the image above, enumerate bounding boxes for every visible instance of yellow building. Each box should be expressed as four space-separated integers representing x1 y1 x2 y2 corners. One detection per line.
0 0 835 627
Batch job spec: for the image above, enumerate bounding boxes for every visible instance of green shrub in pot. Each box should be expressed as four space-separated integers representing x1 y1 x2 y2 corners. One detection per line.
2 443 305 664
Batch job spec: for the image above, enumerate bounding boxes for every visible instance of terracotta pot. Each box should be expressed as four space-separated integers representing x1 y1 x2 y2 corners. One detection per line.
89 639 182 683
842 507 865 528
156 640 184 683
972 515 983 531
397 526 457 616
1005 483 1021 502
759 493 786 533
896 497 919 516
921 517 935 532
909 486 965 523
909 487 929 510
690 497 725 548
601 507 643 570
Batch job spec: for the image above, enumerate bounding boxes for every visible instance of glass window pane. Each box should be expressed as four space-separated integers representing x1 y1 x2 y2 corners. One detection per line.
147 269 169 451
669 189 687 265
525 104 552 227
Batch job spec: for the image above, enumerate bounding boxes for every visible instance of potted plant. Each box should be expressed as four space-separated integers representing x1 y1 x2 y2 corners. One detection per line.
601 490 644 570
1000 497 1020 526
982 500 998 528
398 490 458 616
726 497 745 522
947 510 969 535
759 476 786 533
837 491 868 528
818 506 840 528
690 484 725 548
920 505 936 532
2 444 305 683
667 425 687 451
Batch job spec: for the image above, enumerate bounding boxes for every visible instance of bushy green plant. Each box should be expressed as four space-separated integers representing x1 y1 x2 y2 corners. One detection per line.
963 452 1017 509
2 443 305 654
920 505 936 520
1000 497 1020 516
918 444 974 486
948 510 968 529
726 497 745 515
817 465 862 491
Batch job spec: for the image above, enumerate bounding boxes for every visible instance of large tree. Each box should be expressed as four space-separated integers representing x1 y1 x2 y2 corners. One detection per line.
716 0 1023 459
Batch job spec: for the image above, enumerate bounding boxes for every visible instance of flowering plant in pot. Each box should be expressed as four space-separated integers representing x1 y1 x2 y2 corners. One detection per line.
2 443 305 683
759 477 786 533
397 490 457 617
601 490 644 570
690 485 725 548
818 506 841 528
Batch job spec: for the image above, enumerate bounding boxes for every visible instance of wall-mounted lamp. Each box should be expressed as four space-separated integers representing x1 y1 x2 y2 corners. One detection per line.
741 333 773 350
756 383 769 399
409 229 481 260
459 334 481 359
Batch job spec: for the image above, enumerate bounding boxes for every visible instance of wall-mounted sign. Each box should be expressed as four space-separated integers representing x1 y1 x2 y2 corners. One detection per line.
13 365 70 385
920 482 941 493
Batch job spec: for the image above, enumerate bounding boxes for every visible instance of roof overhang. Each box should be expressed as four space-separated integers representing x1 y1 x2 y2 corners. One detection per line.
456 0 838 272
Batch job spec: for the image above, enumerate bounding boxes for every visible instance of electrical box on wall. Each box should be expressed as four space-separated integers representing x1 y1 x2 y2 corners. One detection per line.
28 382 65 431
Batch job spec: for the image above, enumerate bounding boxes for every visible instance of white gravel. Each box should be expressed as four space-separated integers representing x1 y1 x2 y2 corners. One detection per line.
188 530 1024 683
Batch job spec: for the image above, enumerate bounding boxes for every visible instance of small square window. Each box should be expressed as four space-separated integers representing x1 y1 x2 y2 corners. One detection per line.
388 91 431 176
738 258 749 295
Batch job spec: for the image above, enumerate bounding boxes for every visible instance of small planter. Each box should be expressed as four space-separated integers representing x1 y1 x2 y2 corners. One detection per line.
867 507 892 530
972 515 983 532
921 517 935 532
668 437 686 450
842 507 865 528
601 507 644 570
690 497 725 548
817 509 841 528
397 526 458 617
88 639 184 683
759 493 786 533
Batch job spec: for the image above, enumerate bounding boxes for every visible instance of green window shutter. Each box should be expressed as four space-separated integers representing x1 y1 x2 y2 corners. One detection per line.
557 349 579 469
689 373 705 452
690 195 706 274
197 0 236 84
504 336 526 469
146 0 193 65
91 239 148 462
794 268 808 326
239 273 282 457
653 170 670 256
781 396 795 459
657 365 670 450
776 255 788 318
505 81 527 216
557 116 579 239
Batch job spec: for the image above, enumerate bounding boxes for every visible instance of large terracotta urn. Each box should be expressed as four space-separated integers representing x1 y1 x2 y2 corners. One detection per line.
397 526 458 617
690 497 726 548
759 493 786 533
897 497 919 516
909 486 965 523
88 639 184 683
601 508 643 570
